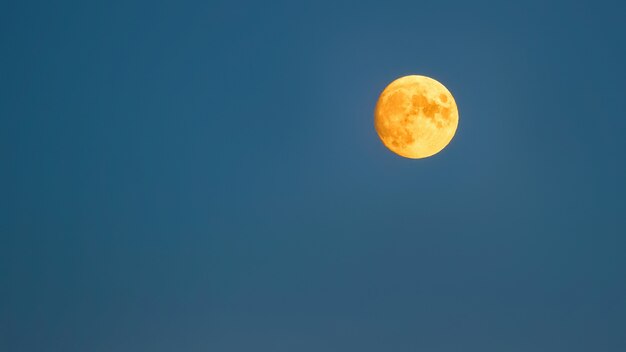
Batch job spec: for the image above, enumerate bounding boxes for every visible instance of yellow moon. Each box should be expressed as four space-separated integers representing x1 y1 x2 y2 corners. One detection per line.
374 75 459 159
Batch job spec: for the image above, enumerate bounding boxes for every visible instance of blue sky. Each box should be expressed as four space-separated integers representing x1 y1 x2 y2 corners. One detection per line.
3 0 626 351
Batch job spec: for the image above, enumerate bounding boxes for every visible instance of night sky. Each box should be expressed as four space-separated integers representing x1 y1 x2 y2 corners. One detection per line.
3 0 626 351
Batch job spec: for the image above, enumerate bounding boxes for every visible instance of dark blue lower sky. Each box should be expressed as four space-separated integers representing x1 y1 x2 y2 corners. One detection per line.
3 0 626 351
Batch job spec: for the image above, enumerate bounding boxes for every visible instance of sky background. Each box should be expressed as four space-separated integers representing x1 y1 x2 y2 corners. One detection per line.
2 0 626 351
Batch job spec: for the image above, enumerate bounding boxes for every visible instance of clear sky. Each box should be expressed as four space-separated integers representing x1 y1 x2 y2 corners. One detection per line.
3 0 626 351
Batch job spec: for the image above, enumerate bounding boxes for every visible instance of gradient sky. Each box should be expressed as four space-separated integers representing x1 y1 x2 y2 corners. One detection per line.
3 0 626 351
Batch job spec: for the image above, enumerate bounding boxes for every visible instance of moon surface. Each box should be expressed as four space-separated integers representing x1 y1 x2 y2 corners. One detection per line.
374 75 459 159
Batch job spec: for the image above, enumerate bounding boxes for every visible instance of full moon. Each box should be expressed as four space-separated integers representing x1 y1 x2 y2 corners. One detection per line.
374 75 459 159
